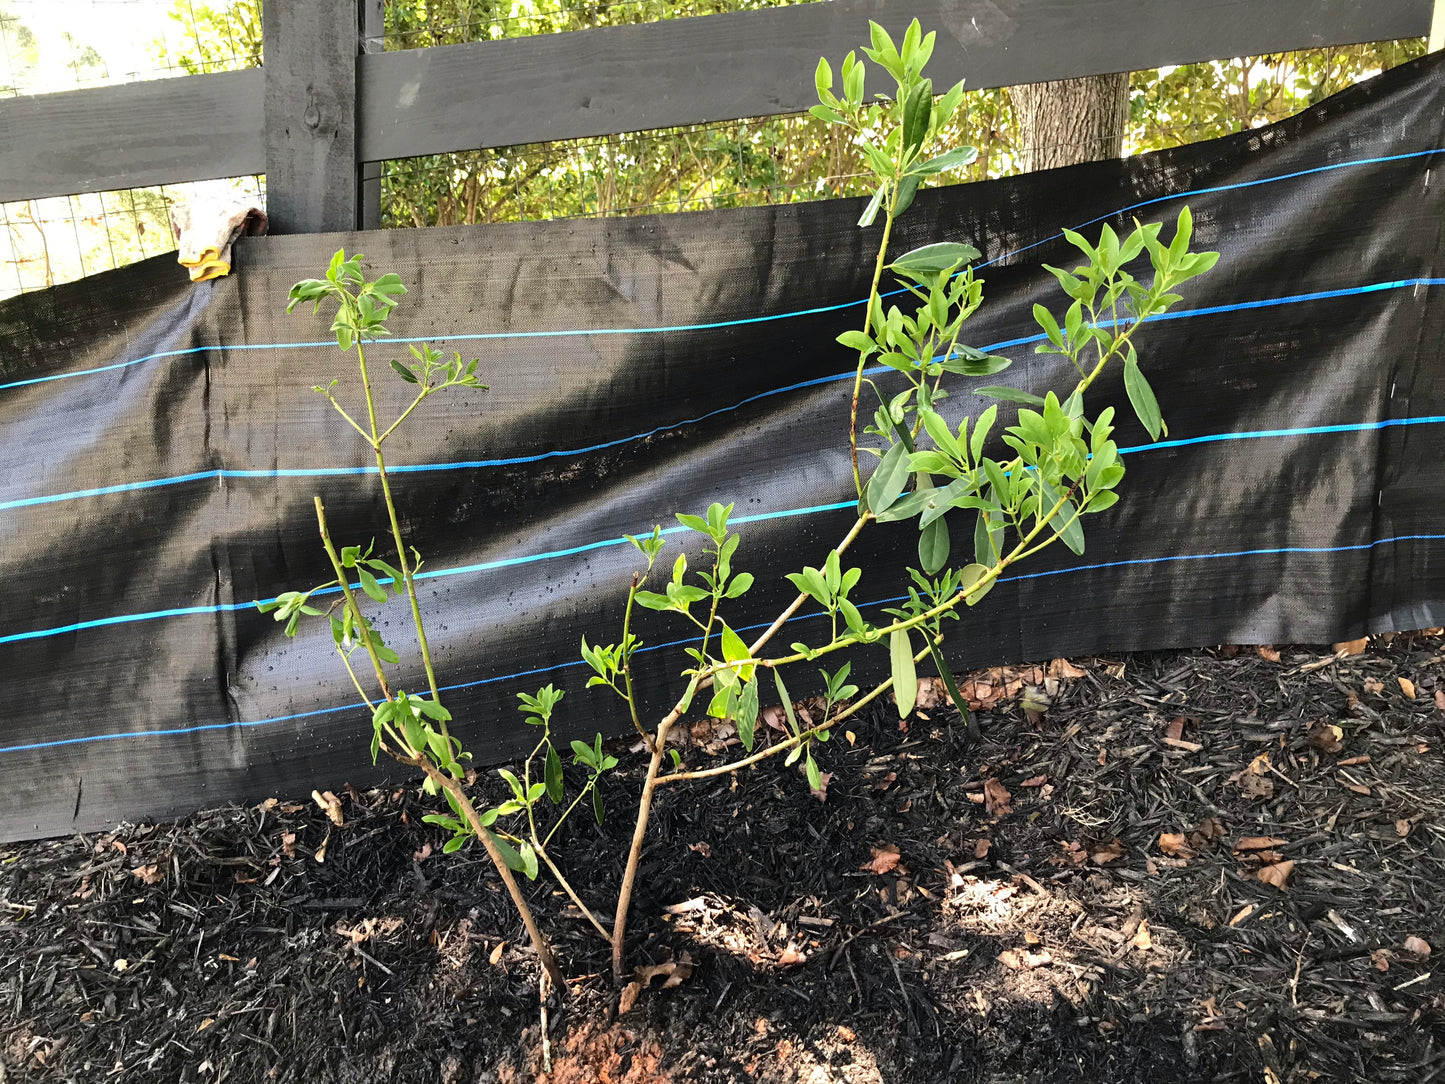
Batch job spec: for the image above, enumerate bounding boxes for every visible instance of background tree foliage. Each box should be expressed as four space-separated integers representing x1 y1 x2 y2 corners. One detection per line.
171 0 1418 228
5 0 1427 293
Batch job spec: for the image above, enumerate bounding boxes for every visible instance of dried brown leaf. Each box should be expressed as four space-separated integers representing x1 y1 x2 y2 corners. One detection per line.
1332 637 1368 656
983 778 1013 816
1050 840 1088 867
776 945 807 967
1256 644 1281 662
489 941 506 965
130 864 164 885
1435 689 1445 712
1090 839 1125 865
281 832 297 858
1165 717 1186 742
1307 722 1344 754
1158 833 1195 859
1399 676 1417 698
809 771 832 803
1256 860 1294 890
688 841 712 858
864 844 902 876
1233 836 1290 853
1049 658 1088 679
1020 774 1049 788
312 789 344 827
974 838 992 860
1404 935 1432 958
618 980 642 1014
1133 919 1152 951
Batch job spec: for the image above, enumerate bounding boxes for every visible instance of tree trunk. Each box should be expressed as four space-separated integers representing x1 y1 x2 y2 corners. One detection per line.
1011 73 1130 173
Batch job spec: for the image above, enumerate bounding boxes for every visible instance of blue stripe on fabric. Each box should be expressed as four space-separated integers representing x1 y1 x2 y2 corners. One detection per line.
6 274 1442 514
0 498 864 644
972 147 1445 270
5 388 1445 643
4 529 1442 755
3 146 1438 395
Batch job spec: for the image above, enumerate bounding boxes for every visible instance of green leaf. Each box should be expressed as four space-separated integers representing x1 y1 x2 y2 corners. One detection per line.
633 590 670 611
974 385 1045 406
1123 357 1165 440
545 745 564 804
814 55 833 97
490 832 526 873
865 442 911 515
910 146 979 176
890 628 917 718
918 516 950 574
519 842 539 881
497 768 525 801
890 242 981 278
959 562 996 607
737 679 759 751
892 172 922 218
1033 304 1063 347
720 623 756 682
837 329 876 354
390 359 419 384
358 568 387 603
858 184 888 228
938 353 1012 377
1038 477 1085 555
414 698 452 723
724 572 754 598
809 103 848 125
925 637 972 732
920 409 960 461
773 669 799 735
593 785 605 826
805 752 822 792
674 512 710 535
901 78 933 154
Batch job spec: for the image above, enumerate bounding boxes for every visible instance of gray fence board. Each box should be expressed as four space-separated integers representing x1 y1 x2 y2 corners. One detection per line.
262 0 361 233
0 70 264 203
357 0 1432 162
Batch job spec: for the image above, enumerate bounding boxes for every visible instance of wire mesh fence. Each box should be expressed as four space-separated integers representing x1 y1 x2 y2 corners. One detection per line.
0 0 1429 298
0 177 264 301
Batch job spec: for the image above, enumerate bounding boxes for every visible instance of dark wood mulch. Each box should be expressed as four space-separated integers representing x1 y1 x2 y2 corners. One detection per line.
2 634 1444 1084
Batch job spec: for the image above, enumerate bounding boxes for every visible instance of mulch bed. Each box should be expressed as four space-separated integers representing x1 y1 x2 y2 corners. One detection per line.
3 634 1444 1083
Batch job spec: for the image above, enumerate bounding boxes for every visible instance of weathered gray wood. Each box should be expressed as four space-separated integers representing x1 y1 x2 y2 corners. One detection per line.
0 71 264 203
359 0 386 230
263 0 361 233
358 0 1432 162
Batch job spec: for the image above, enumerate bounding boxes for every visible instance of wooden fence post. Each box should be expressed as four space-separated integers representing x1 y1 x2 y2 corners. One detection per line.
262 0 362 234
359 0 385 230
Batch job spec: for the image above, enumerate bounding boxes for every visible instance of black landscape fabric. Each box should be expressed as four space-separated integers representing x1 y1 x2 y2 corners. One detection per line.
1 56 1442 842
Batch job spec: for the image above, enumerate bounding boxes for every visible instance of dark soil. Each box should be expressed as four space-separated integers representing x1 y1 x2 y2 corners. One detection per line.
4 635 1445 1084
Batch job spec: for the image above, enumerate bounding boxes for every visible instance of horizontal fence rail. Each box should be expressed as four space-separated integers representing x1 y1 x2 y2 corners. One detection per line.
0 0 1435 217
358 0 1435 161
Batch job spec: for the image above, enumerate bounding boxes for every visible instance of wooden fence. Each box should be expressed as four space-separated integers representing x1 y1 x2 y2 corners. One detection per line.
0 0 1435 235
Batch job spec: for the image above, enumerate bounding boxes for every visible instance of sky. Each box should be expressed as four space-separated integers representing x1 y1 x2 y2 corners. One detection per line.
0 0 197 96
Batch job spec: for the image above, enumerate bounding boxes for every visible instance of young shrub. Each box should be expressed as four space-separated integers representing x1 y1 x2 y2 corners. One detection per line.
269 19 1218 993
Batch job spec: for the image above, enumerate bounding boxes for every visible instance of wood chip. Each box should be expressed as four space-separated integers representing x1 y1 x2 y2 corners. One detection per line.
1398 676 1416 698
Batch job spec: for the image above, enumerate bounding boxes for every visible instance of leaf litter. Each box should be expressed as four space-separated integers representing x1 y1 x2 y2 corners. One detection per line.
1 634 1444 1081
